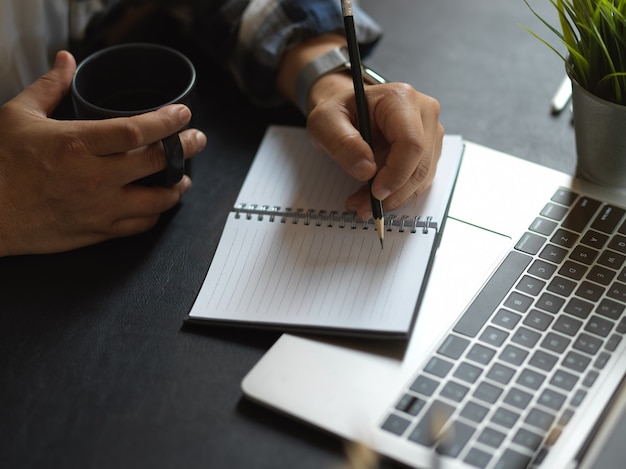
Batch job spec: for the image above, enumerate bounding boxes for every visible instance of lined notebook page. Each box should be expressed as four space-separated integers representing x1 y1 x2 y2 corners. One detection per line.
187 126 463 337
235 126 361 211
235 126 463 219
193 217 437 334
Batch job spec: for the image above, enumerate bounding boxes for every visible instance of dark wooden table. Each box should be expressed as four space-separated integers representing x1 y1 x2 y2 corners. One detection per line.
4 2 620 468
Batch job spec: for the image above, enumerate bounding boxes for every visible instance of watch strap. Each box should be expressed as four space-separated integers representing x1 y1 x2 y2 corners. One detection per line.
295 46 386 115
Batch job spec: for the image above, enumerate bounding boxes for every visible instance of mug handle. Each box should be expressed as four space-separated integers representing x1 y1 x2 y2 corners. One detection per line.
161 133 185 186
135 133 184 186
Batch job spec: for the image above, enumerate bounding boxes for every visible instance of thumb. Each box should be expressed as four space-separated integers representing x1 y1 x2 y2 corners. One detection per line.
18 51 76 117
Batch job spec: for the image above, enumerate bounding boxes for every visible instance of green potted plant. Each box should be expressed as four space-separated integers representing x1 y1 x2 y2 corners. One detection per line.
525 0 626 189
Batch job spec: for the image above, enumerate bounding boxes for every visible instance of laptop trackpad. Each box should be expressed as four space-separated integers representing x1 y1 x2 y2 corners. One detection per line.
242 218 512 440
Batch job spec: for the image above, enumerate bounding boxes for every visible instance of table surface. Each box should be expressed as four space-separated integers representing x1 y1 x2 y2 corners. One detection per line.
2 1 622 468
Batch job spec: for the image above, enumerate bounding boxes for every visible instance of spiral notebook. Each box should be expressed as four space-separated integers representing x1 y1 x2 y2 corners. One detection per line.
186 126 463 338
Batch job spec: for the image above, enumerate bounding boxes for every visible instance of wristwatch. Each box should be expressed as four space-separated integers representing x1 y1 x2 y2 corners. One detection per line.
295 46 386 115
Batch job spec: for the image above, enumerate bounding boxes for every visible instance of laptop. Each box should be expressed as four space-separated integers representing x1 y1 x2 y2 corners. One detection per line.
241 140 626 468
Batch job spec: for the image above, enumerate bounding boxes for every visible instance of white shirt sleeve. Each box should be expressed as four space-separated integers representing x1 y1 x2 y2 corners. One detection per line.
0 0 70 104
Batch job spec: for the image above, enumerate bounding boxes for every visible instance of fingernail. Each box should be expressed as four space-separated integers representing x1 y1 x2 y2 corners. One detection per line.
171 104 190 123
181 176 192 194
195 130 207 149
54 51 66 68
360 209 373 221
375 188 391 201
351 160 376 180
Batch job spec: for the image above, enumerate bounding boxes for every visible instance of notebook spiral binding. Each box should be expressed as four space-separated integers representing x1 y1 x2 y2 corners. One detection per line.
233 204 435 234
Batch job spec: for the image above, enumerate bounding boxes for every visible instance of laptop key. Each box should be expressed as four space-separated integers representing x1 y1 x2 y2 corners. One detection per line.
575 280 606 301
607 281 626 303
551 188 578 206
486 363 516 384
460 401 489 423
473 381 503 404
440 381 469 403
454 362 482 384
512 327 541 348
597 298 625 320
591 204 626 234
395 394 426 417
538 388 567 411
564 297 594 319
550 370 578 391
436 420 474 457
479 326 509 347
464 448 492 468
516 369 546 390
530 217 558 236
570 245 600 265
467 343 496 365
525 407 555 431
381 413 411 436
494 448 532 469
561 196 602 233
594 351 611 370
605 334 622 351
437 334 470 359
407 400 454 446
515 232 547 255
562 351 591 372
492 309 522 330
528 349 558 372
504 387 533 409
585 315 614 337
550 228 578 248
478 426 506 448
581 229 609 249
453 251 531 337
423 356 454 378
499 344 529 365
597 250 626 270
541 203 569 221
523 309 553 331
540 331 571 353
513 427 543 451
552 316 582 336
574 333 603 355
410 375 440 396
559 260 588 280
608 234 626 254
587 265 616 285
490 407 520 429
528 259 557 279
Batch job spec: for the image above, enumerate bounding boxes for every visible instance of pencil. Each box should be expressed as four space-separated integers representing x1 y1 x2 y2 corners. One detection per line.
341 0 384 249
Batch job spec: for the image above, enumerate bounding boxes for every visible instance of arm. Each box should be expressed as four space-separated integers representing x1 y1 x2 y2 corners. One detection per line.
274 24 444 221
219 0 443 218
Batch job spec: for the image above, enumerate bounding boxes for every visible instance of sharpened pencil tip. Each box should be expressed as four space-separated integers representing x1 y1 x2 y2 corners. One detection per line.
380 238 384 249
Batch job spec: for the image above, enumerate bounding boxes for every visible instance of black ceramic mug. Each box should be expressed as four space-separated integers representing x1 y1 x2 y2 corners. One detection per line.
71 43 196 186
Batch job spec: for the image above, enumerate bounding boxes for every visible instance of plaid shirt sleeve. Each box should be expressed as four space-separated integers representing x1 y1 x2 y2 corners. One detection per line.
190 0 383 106
78 0 383 107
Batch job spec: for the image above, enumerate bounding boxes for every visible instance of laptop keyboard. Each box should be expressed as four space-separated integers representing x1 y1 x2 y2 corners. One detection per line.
380 188 626 468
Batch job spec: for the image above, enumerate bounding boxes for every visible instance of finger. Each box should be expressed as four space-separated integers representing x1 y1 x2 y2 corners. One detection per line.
77 104 193 156
370 88 442 201
113 128 206 186
110 175 192 226
345 184 374 220
375 122 444 211
109 215 162 239
14 51 76 117
307 102 378 181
